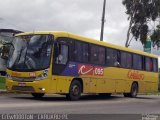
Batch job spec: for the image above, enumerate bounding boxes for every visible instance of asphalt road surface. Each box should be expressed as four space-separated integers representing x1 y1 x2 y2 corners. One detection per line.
0 94 160 114
0 94 160 115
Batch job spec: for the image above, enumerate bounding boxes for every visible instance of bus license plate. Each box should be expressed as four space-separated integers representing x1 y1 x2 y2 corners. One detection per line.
18 83 26 86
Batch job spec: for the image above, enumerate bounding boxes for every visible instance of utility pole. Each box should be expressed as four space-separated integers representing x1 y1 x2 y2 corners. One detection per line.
100 0 106 41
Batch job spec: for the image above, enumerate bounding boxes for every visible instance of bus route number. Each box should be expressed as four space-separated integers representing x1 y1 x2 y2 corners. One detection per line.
94 67 104 76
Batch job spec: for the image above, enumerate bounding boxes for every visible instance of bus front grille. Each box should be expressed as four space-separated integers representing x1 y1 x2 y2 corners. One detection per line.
12 77 35 82
12 86 35 92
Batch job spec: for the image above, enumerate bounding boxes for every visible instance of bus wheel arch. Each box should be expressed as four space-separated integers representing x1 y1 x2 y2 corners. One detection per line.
66 78 83 101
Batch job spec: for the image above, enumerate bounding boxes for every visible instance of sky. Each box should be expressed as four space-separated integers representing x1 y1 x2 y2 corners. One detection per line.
0 0 159 57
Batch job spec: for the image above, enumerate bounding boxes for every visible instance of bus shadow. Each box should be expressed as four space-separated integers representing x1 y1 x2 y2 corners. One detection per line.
11 94 122 102
80 95 119 101
11 95 68 102
11 94 156 102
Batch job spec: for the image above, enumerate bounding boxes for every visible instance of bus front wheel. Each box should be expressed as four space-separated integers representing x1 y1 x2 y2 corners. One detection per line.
66 80 82 101
31 93 45 98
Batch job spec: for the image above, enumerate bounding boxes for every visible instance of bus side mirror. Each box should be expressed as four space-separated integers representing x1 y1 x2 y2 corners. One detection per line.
0 45 9 59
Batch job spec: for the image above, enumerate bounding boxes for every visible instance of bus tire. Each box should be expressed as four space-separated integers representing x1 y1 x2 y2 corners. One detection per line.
124 82 138 98
66 80 82 101
31 93 45 98
130 82 138 97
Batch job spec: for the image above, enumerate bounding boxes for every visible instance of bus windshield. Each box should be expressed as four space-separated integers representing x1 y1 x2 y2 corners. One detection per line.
7 34 52 71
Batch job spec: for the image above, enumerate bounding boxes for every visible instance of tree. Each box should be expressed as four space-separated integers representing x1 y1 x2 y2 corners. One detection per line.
151 25 160 48
122 0 160 47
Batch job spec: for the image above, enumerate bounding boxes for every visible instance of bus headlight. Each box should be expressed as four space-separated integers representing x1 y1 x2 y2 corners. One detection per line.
35 69 48 80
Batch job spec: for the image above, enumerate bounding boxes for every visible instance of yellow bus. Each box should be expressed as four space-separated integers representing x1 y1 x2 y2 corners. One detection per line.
4 31 159 100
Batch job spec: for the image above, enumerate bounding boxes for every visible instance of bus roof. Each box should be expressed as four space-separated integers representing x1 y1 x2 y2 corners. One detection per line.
17 31 158 59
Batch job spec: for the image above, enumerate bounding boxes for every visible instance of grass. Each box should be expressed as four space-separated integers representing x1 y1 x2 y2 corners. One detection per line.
0 76 6 89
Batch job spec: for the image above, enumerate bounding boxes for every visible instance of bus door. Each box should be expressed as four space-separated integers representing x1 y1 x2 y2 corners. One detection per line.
52 38 70 93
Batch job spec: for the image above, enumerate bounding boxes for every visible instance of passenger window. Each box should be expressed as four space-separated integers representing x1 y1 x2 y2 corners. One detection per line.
133 54 142 70
74 41 88 62
90 45 99 64
153 59 158 72
55 44 68 65
99 47 105 64
121 52 132 68
90 44 105 65
121 52 127 68
126 53 132 68
145 57 153 71
106 48 119 67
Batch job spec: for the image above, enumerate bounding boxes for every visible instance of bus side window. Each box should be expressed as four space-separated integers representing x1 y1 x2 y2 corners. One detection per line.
99 47 105 65
74 41 89 63
90 44 105 65
121 52 132 68
145 57 153 71
149 58 153 71
133 54 143 70
153 59 158 72
106 48 119 67
121 52 127 68
90 44 99 64
55 44 68 65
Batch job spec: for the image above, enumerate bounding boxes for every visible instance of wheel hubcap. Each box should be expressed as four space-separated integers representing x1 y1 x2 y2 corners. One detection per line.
72 85 79 96
132 85 137 96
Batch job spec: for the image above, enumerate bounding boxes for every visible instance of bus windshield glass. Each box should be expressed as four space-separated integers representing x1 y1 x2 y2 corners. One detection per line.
7 34 52 71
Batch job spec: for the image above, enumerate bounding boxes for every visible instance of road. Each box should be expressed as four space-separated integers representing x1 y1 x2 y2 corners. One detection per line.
0 94 160 114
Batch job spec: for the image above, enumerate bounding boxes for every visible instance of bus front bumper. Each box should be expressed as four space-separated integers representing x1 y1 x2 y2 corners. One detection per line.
5 79 51 94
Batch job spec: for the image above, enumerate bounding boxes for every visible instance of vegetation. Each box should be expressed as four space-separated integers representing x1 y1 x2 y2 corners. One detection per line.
122 0 160 47
0 76 6 89
151 25 160 47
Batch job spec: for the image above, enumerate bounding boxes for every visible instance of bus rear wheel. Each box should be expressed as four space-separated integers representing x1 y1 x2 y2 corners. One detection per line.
66 80 82 101
124 82 138 98
31 93 45 98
